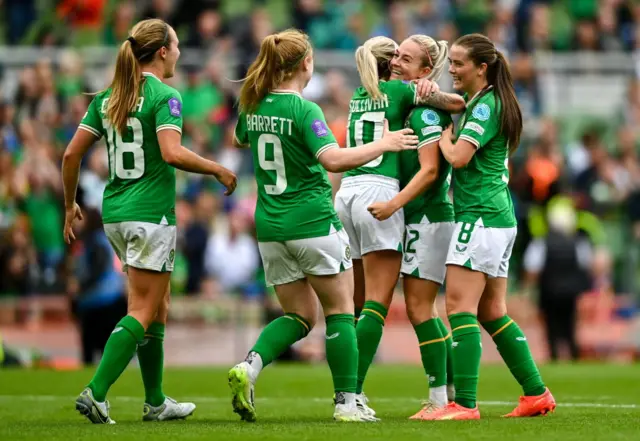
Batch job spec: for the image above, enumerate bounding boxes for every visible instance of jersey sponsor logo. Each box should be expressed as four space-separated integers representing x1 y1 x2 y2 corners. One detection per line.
455 245 467 252
471 103 490 121
421 109 440 125
465 122 485 136
345 245 351 260
168 97 182 117
326 332 340 340
421 126 442 137
169 249 175 263
311 119 329 137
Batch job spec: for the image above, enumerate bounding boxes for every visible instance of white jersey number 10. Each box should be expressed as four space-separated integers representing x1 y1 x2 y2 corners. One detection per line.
348 111 385 168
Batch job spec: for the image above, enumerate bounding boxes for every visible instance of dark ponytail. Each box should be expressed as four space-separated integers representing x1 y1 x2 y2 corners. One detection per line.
455 34 522 154
489 51 522 154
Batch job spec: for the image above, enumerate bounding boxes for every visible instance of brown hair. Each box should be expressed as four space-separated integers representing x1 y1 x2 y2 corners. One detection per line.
407 35 449 82
454 33 522 153
238 29 311 113
107 19 170 135
355 36 397 100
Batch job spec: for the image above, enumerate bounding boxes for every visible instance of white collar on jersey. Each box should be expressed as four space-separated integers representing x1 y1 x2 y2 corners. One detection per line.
142 72 161 81
271 89 302 97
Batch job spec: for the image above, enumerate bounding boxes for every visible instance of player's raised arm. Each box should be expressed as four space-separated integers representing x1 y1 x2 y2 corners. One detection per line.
318 120 418 173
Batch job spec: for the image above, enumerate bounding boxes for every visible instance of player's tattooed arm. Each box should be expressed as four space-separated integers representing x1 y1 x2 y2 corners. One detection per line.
419 91 466 114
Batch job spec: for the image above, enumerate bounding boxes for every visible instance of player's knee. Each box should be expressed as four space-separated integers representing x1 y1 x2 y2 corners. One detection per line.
405 295 437 325
477 300 507 323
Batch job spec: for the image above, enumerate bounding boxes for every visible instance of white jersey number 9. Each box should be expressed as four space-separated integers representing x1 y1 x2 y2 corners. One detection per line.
258 133 288 195
349 111 385 168
104 117 145 180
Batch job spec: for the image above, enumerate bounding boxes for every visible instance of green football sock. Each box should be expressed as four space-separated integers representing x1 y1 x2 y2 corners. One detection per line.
413 319 447 388
251 313 310 366
435 317 454 386
449 312 482 409
325 314 358 393
355 300 388 394
137 322 166 407
482 315 546 396
354 306 362 325
88 315 145 402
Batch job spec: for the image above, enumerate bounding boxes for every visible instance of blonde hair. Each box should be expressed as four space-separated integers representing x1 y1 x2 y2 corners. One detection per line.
107 19 170 135
407 35 449 82
355 36 397 100
238 29 311 113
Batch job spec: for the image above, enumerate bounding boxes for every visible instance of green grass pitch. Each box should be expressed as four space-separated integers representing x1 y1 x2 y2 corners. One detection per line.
0 363 638 440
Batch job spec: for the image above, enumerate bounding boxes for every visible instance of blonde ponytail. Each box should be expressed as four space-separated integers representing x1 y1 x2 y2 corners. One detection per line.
105 18 170 135
355 36 397 101
239 29 311 113
408 35 449 82
107 40 142 136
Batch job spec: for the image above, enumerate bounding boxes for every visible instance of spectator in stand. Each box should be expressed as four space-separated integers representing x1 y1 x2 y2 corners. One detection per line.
204 209 260 297
68 207 126 366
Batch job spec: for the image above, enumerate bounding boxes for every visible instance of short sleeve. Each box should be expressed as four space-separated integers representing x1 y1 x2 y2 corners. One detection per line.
458 98 499 149
409 108 451 149
155 90 183 134
234 113 249 147
300 102 338 158
78 97 103 138
396 80 418 108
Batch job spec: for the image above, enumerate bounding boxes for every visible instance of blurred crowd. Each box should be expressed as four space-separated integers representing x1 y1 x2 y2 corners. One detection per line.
1 0 640 307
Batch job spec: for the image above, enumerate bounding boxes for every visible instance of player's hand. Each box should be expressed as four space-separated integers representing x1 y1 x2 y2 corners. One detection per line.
215 167 238 196
63 202 83 244
415 78 440 97
382 119 419 151
367 201 398 221
442 124 454 142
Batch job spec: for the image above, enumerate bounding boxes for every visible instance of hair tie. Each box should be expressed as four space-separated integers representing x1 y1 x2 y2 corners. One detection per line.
127 36 136 45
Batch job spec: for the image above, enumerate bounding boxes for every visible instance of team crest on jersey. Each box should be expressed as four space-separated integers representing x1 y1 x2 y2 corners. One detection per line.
168 97 182 117
311 119 328 137
472 103 490 121
421 109 440 125
345 245 351 260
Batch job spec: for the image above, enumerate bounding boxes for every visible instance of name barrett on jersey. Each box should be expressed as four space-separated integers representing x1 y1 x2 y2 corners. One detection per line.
244 113 294 136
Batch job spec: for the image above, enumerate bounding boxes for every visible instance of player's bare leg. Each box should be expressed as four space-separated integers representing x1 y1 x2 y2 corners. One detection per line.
229 279 317 422
141 283 195 422
479 278 555 417
405 276 449 418
308 270 378 422
422 265 484 420
76 267 169 424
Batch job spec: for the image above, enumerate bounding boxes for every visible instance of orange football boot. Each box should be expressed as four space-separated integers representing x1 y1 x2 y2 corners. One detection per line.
503 387 556 417
419 401 480 420
409 401 443 420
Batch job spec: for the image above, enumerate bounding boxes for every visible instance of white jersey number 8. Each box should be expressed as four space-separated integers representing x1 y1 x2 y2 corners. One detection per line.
258 133 288 195
104 117 145 180
349 111 385 168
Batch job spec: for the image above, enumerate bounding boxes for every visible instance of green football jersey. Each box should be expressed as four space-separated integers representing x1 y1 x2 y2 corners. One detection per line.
344 80 418 180
453 87 516 228
234 90 342 242
79 72 181 225
399 106 454 224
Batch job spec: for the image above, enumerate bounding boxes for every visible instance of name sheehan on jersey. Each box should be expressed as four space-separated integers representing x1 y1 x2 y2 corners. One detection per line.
246 114 294 136
349 94 390 113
